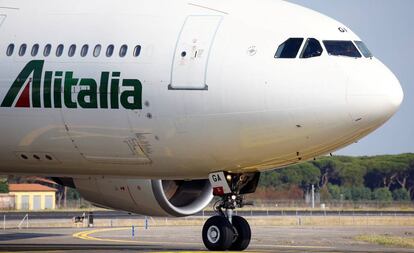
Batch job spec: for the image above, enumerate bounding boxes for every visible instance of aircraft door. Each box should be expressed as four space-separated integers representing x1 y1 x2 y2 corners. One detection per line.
169 16 222 90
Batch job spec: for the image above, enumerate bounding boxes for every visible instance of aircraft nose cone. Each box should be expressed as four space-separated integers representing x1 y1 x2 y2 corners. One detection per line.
347 60 403 123
373 64 404 118
386 74 404 111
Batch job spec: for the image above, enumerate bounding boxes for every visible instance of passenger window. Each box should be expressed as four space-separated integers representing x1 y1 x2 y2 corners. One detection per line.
19 44 27 56
56 44 64 57
274 38 304 58
354 41 373 58
93 45 101 57
323 40 361 58
133 45 141 57
44 44 52 57
106 45 114 57
68 44 76 57
81 45 89 57
6 44 14 56
31 44 40 57
300 38 323 58
119 44 128 57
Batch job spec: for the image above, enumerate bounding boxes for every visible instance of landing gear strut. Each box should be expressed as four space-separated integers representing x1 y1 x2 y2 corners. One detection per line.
202 172 260 251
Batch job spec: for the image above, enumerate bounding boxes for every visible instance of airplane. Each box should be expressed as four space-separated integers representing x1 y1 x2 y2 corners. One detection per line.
0 0 404 250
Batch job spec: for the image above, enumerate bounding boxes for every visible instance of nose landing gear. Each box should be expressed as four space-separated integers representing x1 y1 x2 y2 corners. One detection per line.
203 172 260 251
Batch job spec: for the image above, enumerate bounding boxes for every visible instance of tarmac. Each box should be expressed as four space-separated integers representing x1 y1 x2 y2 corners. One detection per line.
1 224 414 252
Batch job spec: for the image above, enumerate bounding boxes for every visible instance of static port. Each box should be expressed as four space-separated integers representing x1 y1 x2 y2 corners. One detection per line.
33 154 40 160
45 155 53 161
21 154 28 160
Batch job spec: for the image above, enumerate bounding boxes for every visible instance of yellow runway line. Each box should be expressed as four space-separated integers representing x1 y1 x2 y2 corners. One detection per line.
73 227 334 251
0 252 65 253
72 228 267 252
73 227 199 246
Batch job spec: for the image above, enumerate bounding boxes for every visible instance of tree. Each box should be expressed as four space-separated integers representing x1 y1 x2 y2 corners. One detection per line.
341 187 353 200
392 188 410 201
327 184 341 200
350 186 372 201
297 163 320 189
406 159 414 198
259 170 283 188
363 158 407 189
338 163 366 187
312 158 339 188
256 154 414 201
279 166 303 186
66 187 81 200
0 177 8 193
372 187 392 202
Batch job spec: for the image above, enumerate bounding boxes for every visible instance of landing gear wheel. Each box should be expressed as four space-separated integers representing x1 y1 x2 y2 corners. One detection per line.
202 216 234 251
229 216 251 251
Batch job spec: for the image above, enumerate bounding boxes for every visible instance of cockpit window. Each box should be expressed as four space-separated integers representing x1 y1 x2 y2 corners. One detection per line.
300 38 323 58
354 41 373 58
323 40 362 58
274 38 304 59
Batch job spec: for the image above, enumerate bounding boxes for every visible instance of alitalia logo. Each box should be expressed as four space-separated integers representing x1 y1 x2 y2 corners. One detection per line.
0 60 142 109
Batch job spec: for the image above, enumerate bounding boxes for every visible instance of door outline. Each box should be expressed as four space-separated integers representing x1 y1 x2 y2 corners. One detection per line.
168 15 223 91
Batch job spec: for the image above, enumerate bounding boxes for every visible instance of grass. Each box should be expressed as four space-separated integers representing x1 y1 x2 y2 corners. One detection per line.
6 216 414 229
355 234 414 248
77 216 414 227
216 205 414 212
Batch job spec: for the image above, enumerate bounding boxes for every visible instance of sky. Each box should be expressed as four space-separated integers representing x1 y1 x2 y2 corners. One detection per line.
287 0 414 156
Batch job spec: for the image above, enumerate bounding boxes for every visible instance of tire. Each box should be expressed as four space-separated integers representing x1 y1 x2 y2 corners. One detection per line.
229 216 251 251
202 216 234 251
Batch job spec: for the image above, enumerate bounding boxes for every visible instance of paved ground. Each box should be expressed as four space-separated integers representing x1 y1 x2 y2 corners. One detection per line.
0 225 414 252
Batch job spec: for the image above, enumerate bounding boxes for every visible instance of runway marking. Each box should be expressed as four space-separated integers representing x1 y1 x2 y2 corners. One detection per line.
73 227 199 246
0 252 65 253
73 227 334 251
254 244 333 249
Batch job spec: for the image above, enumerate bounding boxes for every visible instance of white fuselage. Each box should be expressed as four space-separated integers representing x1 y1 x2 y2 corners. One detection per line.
0 0 403 179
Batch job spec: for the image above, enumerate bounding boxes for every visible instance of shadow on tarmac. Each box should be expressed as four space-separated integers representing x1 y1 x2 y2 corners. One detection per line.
0 232 63 241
